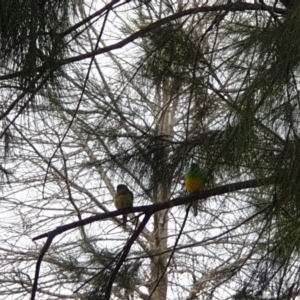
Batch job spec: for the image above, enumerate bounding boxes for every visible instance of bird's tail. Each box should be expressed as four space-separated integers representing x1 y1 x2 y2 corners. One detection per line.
192 201 198 216
123 214 127 227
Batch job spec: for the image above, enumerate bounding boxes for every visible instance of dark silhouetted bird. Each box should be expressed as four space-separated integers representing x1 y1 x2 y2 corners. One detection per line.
115 184 133 226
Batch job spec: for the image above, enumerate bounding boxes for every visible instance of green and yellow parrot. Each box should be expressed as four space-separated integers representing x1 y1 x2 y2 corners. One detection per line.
115 184 133 227
184 163 203 216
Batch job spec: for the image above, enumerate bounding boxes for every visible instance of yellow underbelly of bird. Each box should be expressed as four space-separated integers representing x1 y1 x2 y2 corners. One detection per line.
185 178 203 193
115 194 133 209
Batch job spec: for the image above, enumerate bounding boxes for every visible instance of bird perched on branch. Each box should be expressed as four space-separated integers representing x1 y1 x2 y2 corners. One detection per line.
184 163 203 216
115 184 133 227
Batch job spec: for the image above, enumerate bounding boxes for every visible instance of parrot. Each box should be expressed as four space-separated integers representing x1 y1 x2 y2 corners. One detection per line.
114 184 133 227
184 163 203 216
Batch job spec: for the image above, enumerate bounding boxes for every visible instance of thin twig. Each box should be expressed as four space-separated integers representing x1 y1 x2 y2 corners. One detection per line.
104 213 151 299
43 6 111 198
147 204 191 299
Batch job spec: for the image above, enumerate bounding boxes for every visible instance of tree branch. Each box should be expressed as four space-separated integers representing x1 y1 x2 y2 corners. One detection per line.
33 175 276 241
31 234 54 300
104 213 151 299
